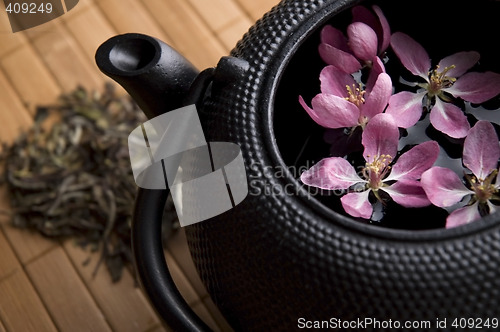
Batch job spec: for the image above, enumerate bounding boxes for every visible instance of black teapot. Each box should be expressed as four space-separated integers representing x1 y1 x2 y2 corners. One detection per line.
96 0 500 330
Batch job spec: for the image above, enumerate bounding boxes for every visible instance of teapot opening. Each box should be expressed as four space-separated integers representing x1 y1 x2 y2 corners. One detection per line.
109 38 157 72
96 33 199 119
273 0 500 231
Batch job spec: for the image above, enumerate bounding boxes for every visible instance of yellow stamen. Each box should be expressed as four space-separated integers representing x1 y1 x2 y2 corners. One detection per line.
345 83 366 107
465 170 499 204
427 64 457 97
362 154 393 192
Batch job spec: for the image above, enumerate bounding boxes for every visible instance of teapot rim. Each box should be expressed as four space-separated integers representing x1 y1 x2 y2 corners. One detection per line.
260 0 500 242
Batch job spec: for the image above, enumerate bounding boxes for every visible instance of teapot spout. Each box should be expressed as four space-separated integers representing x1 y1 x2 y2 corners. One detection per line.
95 33 199 119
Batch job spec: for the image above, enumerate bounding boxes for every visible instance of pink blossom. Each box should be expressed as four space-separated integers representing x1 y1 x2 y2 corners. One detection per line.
386 32 500 138
299 65 391 131
301 114 439 219
421 121 500 228
319 5 390 74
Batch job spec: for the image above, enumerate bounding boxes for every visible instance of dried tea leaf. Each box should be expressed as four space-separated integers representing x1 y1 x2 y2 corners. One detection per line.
0 84 179 282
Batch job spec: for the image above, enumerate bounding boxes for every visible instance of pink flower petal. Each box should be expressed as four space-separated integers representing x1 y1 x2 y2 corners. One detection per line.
299 95 323 125
312 94 360 127
320 25 349 52
385 91 425 128
319 43 362 73
299 94 359 129
320 65 356 96
382 180 431 208
352 6 379 31
488 201 497 215
340 190 372 219
347 22 378 62
446 203 481 228
351 5 390 54
438 51 480 78
445 71 500 104
360 72 392 120
390 32 430 80
372 5 391 53
365 56 386 94
463 121 500 180
300 157 364 190
385 141 439 182
429 98 470 138
362 113 399 163
421 167 472 208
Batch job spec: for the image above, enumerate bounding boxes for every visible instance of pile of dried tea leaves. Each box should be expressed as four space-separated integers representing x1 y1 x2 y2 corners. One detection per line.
0 84 178 282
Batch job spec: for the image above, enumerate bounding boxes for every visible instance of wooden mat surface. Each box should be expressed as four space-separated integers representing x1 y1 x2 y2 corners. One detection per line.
0 0 279 331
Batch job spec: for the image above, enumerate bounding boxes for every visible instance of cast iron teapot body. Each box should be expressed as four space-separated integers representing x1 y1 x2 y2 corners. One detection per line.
96 0 500 330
